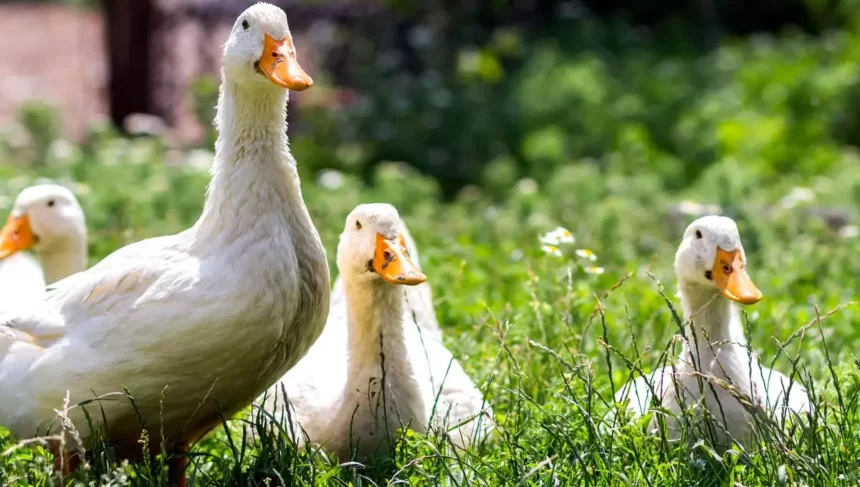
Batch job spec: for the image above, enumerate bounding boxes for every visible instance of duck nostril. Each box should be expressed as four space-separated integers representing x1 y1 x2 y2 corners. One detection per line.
272 51 279 58
723 264 731 273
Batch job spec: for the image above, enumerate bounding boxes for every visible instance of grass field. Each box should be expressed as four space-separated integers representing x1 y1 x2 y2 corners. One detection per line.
0 125 858 486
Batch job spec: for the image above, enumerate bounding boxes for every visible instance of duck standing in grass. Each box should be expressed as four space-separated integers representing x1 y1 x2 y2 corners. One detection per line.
0 184 87 308
260 204 493 460
0 4 329 485
615 215 810 449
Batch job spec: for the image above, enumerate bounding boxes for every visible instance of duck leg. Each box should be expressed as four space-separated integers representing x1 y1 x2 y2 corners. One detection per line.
168 441 190 487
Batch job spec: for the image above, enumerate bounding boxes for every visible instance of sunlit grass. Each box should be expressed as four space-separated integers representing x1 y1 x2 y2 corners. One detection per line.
0 125 858 486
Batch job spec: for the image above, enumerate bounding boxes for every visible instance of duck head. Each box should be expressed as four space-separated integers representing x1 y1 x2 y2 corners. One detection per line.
674 215 762 305
338 204 427 286
223 3 312 91
0 184 85 259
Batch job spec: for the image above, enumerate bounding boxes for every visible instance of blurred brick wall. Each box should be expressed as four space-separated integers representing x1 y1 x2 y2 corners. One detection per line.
0 2 325 145
0 4 108 139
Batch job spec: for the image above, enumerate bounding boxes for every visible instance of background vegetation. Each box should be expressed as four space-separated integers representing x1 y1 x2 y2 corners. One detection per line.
1 0 860 485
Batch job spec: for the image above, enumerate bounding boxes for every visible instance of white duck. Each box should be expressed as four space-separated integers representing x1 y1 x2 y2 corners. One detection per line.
0 184 87 309
615 215 810 449
0 4 329 485
260 204 493 460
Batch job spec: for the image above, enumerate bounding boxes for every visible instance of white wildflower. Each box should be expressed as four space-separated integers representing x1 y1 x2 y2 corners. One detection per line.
186 148 214 172
49 139 75 161
677 200 722 216
540 227 575 246
839 224 858 239
704 203 722 214
779 186 815 209
540 245 562 257
317 169 345 190
575 248 597 261
584 266 605 275
73 182 92 197
516 178 538 195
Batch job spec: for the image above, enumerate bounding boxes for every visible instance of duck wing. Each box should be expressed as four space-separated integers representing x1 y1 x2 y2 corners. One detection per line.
0 305 66 348
260 280 348 441
46 234 190 317
0 234 193 355
755 365 811 416
0 252 46 311
410 331 493 448
615 366 677 417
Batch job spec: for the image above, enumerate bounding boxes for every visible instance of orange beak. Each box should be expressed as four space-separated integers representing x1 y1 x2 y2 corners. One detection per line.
0 214 37 259
257 33 313 91
373 233 427 286
713 248 762 304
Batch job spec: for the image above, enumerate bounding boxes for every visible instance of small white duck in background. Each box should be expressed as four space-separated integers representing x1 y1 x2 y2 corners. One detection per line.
615 215 810 449
0 4 329 485
0 184 87 308
261 204 493 460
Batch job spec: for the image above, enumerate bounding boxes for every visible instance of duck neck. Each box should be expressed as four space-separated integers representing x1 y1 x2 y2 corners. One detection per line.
194 77 306 242
678 281 748 361
343 275 414 383
40 234 87 284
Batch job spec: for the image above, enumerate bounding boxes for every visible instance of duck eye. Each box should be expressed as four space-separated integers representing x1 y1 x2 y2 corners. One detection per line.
695 230 703 239
47 200 55 208
355 220 362 230
242 19 250 30
704 270 713 280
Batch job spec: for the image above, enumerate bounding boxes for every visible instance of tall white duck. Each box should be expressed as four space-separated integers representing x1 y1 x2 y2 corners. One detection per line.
0 184 87 308
0 4 329 485
261 204 493 460
615 215 809 449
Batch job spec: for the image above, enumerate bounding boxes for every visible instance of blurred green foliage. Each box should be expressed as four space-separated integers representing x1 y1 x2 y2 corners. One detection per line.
2 6 860 485
218 16 860 198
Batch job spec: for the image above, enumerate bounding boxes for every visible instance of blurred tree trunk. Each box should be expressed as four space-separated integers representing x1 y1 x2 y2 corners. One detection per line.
104 0 155 130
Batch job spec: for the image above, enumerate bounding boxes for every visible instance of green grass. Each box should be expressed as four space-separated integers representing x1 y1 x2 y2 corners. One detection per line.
0 128 858 486
4 22 860 482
